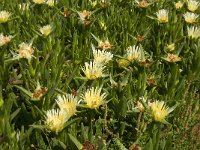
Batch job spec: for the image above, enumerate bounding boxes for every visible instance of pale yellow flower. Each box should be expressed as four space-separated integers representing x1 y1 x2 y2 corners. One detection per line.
0 34 12 46
187 0 199 12
187 26 200 39
126 45 145 62
39 25 52 37
82 61 105 80
82 87 107 109
174 1 184 9
33 0 44 4
183 12 199 23
45 109 66 133
92 45 113 64
149 101 174 123
46 0 56 7
0 11 11 23
167 43 175 52
156 9 169 23
163 53 181 63
56 94 77 118
17 42 34 59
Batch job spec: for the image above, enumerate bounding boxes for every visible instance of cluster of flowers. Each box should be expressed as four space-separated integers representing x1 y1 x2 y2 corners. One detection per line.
155 0 199 39
82 38 113 80
1 0 198 133
153 0 199 62
45 87 107 133
0 9 52 58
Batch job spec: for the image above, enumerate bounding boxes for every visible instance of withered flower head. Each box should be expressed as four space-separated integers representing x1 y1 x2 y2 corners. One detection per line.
136 0 149 8
78 10 91 25
163 53 181 63
98 40 112 50
32 84 47 100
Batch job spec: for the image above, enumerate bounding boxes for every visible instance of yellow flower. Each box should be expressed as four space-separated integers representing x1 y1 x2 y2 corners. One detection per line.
82 87 107 109
17 42 34 59
187 26 200 39
56 94 77 118
98 40 112 50
126 45 145 62
187 0 199 12
183 12 199 24
163 53 181 63
92 45 113 65
0 34 12 46
39 25 52 37
174 1 184 9
149 101 174 123
45 109 66 133
166 43 175 52
0 11 11 23
33 0 44 4
156 9 169 23
46 0 56 7
82 61 105 80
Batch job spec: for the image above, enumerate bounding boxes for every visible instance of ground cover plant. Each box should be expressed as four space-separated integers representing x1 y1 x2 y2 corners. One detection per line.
0 0 200 149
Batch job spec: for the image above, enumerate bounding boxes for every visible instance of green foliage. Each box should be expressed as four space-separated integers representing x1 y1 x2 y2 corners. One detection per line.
0 0 200 149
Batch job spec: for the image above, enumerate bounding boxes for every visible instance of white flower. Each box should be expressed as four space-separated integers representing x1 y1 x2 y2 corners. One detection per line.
187 26 200 39
56 94 77 118
0 34 12 46
156 9 169 23
92 45 113 65
183 12 199 23
82 61 105 80
0 11 11 23
39 25 52 37
81 87 107 109
17 42 34 59
187 0 199 12
45 109 66 133
32 0 44 4
125 45 145 62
